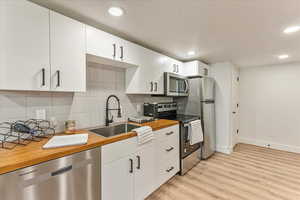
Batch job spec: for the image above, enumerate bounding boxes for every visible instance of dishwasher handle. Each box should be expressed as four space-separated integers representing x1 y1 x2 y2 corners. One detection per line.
51 165 72 177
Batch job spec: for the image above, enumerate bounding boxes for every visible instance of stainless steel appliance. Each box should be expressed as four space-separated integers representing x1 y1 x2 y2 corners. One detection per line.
176 76 216 159
0 148 101 200
164 72 189 96
144 102 201 175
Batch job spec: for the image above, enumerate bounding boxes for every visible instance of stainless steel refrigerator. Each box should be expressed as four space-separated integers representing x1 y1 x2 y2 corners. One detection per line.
176 76 216 159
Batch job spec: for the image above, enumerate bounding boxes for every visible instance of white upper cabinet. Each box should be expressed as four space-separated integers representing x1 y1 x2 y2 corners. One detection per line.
50 11 86 92
182 60 210 77
126 47 165 95
0 0 86 92
86 26 119 61
119 39 141 67
86 25 138 66
0 0 50 91
167 58 183 75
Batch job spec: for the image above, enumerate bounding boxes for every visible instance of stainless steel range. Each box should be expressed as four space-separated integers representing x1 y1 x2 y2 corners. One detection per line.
144 102 201 175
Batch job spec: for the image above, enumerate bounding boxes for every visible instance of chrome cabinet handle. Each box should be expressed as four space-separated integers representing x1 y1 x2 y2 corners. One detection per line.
136 155 141 169
166 147 174 152
166 166 174 173
41 68 45 86
113 44 116 58
129 159 133 173
176 65 179 73
120 46 124 59
51 165 72 176
154 82 158 92
56 70 61 87
150 82 153 92
165 131 174 136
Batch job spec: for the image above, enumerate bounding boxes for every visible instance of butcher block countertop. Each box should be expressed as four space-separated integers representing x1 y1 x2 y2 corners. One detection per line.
0 119 178 175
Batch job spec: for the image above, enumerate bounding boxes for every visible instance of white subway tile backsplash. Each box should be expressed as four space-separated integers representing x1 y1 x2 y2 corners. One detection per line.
0 63 172 131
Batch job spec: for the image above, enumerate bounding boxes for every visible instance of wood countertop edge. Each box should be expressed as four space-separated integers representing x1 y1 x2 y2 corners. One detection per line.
0 120 179 175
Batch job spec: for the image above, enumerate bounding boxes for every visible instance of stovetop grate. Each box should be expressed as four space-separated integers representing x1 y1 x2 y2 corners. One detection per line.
0 119 55 150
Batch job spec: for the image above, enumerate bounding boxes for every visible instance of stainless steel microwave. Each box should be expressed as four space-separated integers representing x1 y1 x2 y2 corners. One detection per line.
164 72 189 96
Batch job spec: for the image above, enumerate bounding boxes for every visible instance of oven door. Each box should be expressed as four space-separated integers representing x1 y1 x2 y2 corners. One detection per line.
180 122 201 158
164 72 189 96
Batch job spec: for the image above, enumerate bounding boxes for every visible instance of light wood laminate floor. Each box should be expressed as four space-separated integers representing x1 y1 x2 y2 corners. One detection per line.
147 143 300 200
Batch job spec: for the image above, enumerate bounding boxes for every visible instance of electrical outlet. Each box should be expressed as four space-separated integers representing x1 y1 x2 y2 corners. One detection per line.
36 109 46 120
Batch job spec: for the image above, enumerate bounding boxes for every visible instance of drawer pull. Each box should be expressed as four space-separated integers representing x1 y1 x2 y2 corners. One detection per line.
165 131 174 136
166 147 174 152
166 166 174 173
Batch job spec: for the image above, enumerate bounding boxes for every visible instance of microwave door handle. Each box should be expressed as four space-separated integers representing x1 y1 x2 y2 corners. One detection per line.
184 80 189 93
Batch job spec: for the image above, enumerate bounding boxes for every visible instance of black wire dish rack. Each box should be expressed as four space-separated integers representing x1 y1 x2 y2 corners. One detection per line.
0 119 55 150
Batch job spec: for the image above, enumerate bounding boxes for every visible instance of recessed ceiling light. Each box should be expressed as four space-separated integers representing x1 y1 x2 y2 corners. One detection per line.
108 7 124 17
278 54 289 60
284 26 300 34
187 51 195 56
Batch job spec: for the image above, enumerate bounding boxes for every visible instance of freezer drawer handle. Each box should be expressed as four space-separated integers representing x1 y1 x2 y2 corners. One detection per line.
165 131 174 136
51 165 72 177
166 166 174 173
166 147 174 152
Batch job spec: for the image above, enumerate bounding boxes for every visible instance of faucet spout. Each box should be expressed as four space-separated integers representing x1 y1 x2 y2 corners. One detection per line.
105 95 122 126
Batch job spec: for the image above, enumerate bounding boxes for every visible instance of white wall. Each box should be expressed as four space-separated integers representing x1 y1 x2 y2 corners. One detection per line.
211 62 236 154
0 63 171 132
239 62 300 153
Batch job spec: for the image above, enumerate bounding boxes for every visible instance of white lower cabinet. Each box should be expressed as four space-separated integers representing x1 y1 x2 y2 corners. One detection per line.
134 143 156 200
102 155 135 200
101 125 180 200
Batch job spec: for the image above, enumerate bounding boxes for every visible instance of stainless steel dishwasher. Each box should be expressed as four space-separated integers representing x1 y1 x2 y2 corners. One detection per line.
0 147 101 200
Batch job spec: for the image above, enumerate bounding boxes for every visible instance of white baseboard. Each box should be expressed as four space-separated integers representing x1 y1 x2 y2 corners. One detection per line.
216 146 233 154
238 137 300 154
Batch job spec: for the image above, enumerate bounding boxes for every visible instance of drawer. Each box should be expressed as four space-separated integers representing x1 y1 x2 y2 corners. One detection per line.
156 135 179 162
155 125 179 142
102 137 137 164
157 155 179 187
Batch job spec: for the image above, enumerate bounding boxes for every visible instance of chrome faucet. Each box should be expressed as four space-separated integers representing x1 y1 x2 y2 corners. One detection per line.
105 95 122 126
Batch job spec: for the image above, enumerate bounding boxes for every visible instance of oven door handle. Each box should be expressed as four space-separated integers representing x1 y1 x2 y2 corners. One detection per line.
184 123 191 141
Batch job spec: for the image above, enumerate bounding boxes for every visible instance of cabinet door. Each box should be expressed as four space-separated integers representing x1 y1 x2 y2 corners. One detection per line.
135 142 156 200
86 25 120 61
50 11 86 92
102 156 135 200
126 47 157 94
0 0 50 91
118 39 140 66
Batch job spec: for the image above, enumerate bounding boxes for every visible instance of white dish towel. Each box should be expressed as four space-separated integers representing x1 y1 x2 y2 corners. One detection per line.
43 134 89 149
132 126 153 145
188 120 204 145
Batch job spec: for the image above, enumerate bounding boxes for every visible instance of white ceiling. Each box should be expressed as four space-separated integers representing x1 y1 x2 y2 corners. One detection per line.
30 0 300 67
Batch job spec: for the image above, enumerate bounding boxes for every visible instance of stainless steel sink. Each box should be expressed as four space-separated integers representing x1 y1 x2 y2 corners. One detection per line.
89 123 140 137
